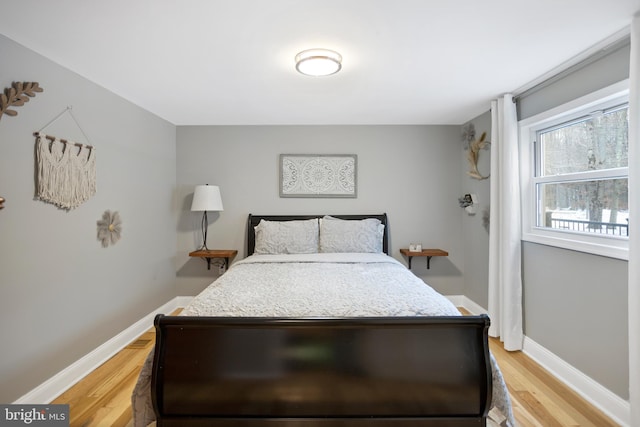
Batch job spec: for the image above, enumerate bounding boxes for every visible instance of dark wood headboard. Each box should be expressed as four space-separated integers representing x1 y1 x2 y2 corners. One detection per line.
247 213 389 256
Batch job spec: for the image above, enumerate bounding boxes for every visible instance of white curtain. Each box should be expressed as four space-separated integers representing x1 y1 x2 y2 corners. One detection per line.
488 94 523 351
628 13 640 427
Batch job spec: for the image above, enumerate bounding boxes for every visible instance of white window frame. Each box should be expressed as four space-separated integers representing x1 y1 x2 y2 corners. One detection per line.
519 80 629 260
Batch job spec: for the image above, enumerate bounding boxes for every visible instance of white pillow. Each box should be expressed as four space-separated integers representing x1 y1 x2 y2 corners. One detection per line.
254 219 319 254
319 216 384 253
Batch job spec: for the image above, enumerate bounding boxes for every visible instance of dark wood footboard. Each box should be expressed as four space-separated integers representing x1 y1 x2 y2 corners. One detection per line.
151 314 492 427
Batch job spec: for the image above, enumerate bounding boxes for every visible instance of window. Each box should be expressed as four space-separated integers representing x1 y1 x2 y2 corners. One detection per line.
519 82 629 259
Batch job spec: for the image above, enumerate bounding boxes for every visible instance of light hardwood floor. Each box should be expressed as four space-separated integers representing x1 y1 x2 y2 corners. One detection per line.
52 310 620 427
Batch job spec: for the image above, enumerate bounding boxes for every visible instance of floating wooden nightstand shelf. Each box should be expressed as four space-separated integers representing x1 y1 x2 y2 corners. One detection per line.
400 248 449 269
189 249 237 271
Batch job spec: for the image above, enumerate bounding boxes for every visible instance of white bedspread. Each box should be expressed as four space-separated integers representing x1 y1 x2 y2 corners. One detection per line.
132 253 514 426
184 253 459 318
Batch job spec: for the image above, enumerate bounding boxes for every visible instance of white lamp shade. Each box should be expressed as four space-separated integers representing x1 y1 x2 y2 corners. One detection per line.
191 185 224 211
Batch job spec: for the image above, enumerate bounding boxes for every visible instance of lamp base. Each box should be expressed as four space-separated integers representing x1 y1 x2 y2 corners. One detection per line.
197 211 209 250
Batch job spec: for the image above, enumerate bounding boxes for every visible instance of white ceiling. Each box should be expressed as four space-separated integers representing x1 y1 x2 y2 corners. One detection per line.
1 0 638 125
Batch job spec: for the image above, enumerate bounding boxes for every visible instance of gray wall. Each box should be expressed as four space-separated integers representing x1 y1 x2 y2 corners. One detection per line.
518 40 631 120
0 35 178 403
457 39 631 399
175 125 465 297
460 111 492 308
523 243 628 398
517 40 630 399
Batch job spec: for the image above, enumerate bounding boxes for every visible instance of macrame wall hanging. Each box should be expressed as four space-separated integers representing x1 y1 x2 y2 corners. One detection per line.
34 107 96 210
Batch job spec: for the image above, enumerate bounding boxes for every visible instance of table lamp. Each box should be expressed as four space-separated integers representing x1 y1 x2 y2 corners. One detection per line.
191 184 224 250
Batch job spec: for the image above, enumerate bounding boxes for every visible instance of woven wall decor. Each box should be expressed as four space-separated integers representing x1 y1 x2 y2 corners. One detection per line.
0 82 43 121
35 133 96 210
97 210 122 248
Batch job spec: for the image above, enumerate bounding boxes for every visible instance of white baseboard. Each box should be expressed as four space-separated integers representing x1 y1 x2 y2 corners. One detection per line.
446 295 489 315
445 294 465 307
14 296 192 404
455 296 630 427
522 336 630 427
461 296 489 315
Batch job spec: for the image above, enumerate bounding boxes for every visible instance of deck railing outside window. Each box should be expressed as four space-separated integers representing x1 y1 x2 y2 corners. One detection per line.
547 215 629 237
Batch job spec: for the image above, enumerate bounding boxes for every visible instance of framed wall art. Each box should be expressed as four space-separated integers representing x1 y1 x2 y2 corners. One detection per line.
279 154 357 198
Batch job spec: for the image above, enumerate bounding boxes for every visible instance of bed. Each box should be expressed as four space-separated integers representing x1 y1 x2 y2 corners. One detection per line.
132 214 514 427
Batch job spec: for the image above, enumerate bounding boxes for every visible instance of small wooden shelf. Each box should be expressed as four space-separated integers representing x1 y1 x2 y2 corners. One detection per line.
400 248 448 269
189 249 237 271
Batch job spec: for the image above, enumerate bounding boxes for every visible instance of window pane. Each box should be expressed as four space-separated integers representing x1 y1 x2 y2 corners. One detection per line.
537 178 629 236
538 107 628 176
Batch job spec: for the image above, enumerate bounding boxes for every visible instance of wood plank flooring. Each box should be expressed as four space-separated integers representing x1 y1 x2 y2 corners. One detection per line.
488 336 619 427
52 309 620 427
51 329 156 427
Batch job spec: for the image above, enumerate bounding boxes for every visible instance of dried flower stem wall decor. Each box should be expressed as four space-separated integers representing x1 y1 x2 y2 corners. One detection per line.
466 131 491 180
97 210 122 247
482 206 491 233
461 123 490 180
0 82 43 121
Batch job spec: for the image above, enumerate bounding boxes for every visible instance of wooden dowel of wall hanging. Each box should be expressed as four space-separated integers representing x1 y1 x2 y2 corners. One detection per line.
33 132 93 149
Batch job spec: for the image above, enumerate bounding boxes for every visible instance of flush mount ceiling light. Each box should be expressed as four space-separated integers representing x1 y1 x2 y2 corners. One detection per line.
295 49 342 76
